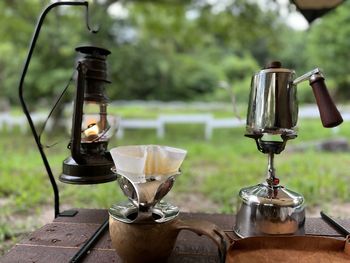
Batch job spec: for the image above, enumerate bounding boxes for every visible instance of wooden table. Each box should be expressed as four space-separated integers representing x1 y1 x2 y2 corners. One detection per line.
2 209 349 262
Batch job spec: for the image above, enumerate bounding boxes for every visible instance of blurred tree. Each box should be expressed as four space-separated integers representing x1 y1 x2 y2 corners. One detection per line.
0 0 310 105
107 0 288 101
0 0 90 109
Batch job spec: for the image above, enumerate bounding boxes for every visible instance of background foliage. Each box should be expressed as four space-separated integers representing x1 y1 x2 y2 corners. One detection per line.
1 0 349 107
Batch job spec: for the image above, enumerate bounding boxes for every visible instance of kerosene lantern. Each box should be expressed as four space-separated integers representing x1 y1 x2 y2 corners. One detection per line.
60 46 117 184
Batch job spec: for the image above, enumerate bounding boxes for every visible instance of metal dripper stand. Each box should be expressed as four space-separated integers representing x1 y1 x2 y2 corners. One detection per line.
109 145 187 224
110 170 181 224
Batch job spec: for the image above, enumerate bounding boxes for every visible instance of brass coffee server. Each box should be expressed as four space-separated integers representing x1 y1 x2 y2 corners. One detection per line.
234 61 343 237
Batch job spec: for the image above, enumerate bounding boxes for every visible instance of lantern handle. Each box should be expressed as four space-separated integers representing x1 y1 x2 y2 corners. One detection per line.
18 1 97 218
70 62 86 164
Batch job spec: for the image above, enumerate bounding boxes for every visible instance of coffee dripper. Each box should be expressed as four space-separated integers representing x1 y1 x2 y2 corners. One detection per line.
109 145 186 223
234 61 343 238
108 145 228 262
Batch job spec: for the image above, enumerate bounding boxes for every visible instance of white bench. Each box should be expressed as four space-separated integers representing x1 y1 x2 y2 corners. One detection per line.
116 115 246 140
158 114 213 139
206 118 246 139
116 114 214 139
116 118 163 139
0 113 27 133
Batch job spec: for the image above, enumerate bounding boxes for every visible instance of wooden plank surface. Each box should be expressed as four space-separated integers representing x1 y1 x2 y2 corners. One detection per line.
2 209 349 263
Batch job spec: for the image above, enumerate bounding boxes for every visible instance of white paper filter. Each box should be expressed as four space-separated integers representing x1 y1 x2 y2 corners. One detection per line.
110 145 187 183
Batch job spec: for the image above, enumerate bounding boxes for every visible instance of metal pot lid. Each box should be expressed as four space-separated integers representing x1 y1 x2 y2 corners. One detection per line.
109 200 179 224
255 68 294 75
254 61 294 75
239 183 304 207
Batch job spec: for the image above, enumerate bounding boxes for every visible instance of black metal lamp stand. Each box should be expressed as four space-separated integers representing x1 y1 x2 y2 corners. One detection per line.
18 0 98 219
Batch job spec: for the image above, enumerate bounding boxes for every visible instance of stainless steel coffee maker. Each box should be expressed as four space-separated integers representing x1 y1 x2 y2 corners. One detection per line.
234 61 343 238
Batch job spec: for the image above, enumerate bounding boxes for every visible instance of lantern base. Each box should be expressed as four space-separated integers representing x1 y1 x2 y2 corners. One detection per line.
60 156 116 184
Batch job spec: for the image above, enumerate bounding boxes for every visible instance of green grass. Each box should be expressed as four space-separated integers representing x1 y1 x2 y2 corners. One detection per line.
1 106 350 253
2 119 348 214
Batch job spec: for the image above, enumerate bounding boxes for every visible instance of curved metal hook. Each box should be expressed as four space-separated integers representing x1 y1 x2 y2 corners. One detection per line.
85 2 99 33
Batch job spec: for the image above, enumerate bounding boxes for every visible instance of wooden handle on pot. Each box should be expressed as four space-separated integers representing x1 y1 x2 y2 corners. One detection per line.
310 74 343 128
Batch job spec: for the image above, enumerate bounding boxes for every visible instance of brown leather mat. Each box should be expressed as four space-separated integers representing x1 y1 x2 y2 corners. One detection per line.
226 236 350 263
